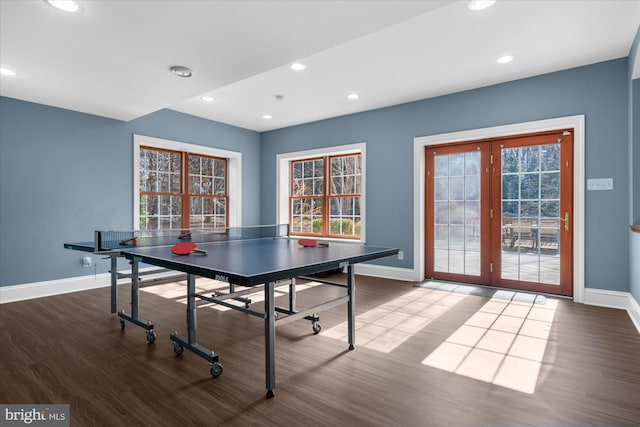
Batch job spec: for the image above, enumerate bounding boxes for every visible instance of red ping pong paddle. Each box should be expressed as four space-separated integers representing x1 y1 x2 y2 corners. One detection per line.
171 242 208 255
298 239 328 247
119 237 137 246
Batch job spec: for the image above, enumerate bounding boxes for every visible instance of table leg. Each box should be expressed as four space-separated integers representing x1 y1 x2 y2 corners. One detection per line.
347 264 355 351
187 273 197 345
265 281 276 398
289 278 296 312
169 273 221 376
131 259 139 320
117 257 155 342
110 256 117 313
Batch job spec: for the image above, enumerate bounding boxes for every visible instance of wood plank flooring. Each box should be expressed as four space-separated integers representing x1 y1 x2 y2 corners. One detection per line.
1 275 639 426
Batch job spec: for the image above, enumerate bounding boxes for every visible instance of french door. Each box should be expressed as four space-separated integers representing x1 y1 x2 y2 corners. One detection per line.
425 130 573 296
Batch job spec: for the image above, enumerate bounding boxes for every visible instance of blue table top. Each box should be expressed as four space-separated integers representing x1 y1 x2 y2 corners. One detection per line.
121 237 398 286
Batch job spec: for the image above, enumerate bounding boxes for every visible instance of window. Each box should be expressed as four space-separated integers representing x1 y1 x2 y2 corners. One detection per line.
290 153 362 239
134 134 242 230
139 147 227 230
139 147 183 229
187 154 227 229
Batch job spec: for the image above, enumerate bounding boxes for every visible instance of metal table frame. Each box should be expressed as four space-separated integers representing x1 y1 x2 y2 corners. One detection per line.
126 252 359 399
66 235 397 398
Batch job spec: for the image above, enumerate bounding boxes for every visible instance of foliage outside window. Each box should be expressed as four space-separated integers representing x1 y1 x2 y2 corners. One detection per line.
501 143 560 220
290 154 361 238
139 146 227 230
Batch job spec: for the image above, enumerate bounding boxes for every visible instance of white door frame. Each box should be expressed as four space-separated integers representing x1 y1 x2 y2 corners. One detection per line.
413 115 585 302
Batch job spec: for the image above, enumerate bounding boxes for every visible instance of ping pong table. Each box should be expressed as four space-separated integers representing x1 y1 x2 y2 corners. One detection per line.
64 224 398 398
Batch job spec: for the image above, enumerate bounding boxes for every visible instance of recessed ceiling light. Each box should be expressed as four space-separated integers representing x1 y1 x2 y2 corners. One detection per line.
496 55 513 64
0 68 17 76
169 66 192 77
45 0 83 13
262 114 273 120
290 62 307 71
468 0 496 11
202 96 214 102
347 93 359 100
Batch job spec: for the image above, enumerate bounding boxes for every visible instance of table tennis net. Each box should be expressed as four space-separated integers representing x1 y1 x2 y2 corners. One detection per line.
94 224 289 251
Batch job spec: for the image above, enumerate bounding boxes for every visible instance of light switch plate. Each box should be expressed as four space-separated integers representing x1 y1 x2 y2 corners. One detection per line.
587 178 614 191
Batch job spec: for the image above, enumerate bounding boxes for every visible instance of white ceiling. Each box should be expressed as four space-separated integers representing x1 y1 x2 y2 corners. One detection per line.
1 0 639 132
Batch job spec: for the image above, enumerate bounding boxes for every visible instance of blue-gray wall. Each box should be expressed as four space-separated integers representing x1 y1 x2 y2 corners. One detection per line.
0 98 261 286
0 58 634 294
261 59 631 293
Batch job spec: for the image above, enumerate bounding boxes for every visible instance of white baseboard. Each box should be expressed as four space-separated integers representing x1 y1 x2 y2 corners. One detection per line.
0 268 182 304
583 288 640 334
582 288 630 308
627 293 640 334
0 273 111 304
354 264 415 281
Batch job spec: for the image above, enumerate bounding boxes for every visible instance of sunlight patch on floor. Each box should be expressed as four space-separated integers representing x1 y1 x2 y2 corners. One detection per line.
421 294 557 394
322 288 467 353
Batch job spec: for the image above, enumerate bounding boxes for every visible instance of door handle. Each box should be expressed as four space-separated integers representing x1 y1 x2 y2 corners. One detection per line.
559 212 570 231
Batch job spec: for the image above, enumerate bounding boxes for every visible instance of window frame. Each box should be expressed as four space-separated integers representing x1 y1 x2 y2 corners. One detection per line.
138 145 185 230
186 152 229 230
134 134 242 230
290 156 325 236
277 143 366 242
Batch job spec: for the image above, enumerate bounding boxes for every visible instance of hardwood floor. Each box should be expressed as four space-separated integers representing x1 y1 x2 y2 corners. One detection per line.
1 275 639 426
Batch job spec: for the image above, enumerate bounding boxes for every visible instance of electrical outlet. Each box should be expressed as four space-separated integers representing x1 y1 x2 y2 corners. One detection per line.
398 251 404 260
82 256 92 267
587 178 613 191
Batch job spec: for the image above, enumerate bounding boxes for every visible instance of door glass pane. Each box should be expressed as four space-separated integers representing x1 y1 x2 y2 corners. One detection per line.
433 151 481 276
501 144 560 284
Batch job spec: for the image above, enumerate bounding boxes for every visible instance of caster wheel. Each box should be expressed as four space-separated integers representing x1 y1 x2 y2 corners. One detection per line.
210 362 223 378
119 319 125 330
146 330 157 343
173 343 184 355
312 322 322 334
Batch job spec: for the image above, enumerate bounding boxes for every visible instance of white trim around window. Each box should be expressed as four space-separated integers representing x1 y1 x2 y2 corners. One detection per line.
276 142 366 243
133 134 242 228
